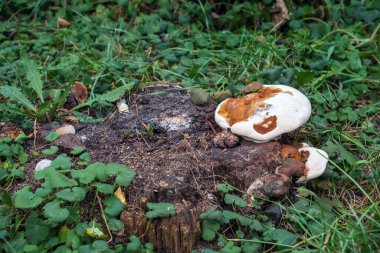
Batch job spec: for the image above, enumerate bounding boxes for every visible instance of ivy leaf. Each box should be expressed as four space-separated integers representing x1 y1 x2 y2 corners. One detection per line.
106 163 136 186
45 132 59 142
25 212 51 244
35 167 77 189
56 187 87 202
41 146 58 155
14 186 43 209
103 196 125 217
146 202 176 219
224 194 248 207
71 162 108 184
91 183 114 194
43 200 69 223
201 220 220 241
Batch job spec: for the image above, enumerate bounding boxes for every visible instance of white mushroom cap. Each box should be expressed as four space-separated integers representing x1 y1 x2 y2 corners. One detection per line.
35 159 52 172
215 85 311 143
297 143 328 182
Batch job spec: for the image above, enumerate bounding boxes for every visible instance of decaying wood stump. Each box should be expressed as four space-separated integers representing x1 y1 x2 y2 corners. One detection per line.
72 86 287 252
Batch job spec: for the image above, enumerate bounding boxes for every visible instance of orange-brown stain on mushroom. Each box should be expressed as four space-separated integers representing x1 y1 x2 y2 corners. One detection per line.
253 116 277 134
218 86 287 127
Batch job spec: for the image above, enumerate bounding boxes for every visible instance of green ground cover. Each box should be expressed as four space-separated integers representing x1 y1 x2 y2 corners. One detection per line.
0 1 379 252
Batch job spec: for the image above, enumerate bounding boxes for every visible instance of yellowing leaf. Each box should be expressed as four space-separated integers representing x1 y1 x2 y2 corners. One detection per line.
114 187 126 205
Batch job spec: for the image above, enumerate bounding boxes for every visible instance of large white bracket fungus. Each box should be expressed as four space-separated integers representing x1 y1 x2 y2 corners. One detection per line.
215 85 311 143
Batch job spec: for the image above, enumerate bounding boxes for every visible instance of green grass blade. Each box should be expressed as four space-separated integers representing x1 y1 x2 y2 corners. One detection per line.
23 58 44 102
0 86 36 112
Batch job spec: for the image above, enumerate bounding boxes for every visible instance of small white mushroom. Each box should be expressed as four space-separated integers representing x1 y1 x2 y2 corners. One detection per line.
215 85 311 143
117 99 129 113
56 124 75 136
297 143 328 182
35 159 52 172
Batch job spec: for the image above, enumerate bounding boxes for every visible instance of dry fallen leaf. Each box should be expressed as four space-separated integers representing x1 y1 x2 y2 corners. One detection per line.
57 17 72 27
61 115 79 123
71 81 88 104
114 187 126 205
0 122 23 139
271 0 289 26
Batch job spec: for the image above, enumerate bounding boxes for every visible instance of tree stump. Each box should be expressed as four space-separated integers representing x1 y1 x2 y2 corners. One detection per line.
75 86 285 252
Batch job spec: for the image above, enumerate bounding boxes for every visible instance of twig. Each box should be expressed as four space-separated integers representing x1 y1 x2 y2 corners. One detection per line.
206 120 217 135
95 191 113 243
33 119 37 149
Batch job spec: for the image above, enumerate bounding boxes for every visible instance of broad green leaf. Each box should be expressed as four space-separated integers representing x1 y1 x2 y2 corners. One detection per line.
41 146 58 155
126 235 141 252
14 186 43 209
35 167 77 189
146 202 176 219
71 147 85 155
106 163 136 186
224 194 248 207
56 187 86 202
108 218 124 233
71 162 108 184
25 212 51 244
242 241 260 253
201 220 220 241
264 228 297 246
51 154 72 170
23 58 44 102
91 183 114 194
43 200 69 223
45 132 59 142
216 183 233 193
199 207 223 221
0 86 36 112
103 196 125 217
221 242 241 253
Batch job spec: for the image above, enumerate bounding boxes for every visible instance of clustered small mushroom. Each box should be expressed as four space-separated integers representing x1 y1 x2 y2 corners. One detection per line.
213 83 329 200
248 143 329 200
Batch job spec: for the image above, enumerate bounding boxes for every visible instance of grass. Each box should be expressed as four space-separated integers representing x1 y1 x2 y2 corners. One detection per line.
0 0 379 252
